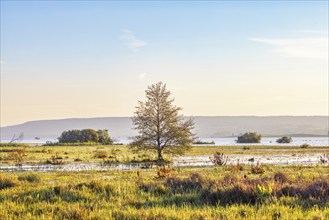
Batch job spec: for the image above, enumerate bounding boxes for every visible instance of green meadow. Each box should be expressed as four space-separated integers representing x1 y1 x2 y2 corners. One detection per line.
0 165 328 220
0 144 328 219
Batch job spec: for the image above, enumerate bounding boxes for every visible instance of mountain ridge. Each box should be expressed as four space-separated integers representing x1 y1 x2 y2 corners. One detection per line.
1 116 328 139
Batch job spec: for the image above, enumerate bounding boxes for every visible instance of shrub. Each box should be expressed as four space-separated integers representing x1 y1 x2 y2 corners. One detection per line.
0 174 19 190
205 184 257 205
237 132 261 143
251 162 265 174
276 136 292 144
6 148 27 164
274 172 289 184
46 154 64 165
18 173 41 183
319 154 329 164
300 143 311 148
303 179 329 201
210 152 228 166
221 174 238 186
165 173 206 193
93 150 108 159
156 165 172 179
230 161 244 172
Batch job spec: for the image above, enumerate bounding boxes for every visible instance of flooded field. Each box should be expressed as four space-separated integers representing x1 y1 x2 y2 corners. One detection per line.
2 136 328 146
1 153 327 172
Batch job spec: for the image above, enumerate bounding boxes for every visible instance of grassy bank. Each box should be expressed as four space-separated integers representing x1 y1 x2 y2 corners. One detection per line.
0 166 328 219
1 144 328 165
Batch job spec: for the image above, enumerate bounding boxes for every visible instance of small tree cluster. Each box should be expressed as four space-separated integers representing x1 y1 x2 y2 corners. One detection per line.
237 132 261 143
58 129 112 144
276 136 292 144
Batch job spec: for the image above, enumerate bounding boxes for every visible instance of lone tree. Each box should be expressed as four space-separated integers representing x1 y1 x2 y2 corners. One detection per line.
130 82 195 161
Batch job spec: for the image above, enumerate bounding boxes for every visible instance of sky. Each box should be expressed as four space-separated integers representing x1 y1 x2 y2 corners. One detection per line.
0 1 328 126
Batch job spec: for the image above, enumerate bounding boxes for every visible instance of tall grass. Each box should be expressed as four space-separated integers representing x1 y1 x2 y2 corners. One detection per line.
0 166 327 219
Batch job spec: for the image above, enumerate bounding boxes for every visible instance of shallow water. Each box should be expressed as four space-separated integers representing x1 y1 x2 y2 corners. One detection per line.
1 136 328 146
1 153 327 172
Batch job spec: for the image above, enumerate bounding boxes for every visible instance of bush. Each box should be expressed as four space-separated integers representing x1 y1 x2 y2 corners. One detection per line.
320 154 329 164
0 174 19 190
6 148 27 164
300 143 311 148
276 136 292 144
303 179 329 201
204 184 257 205
93 150 108 159
165 173 205 193
237 132 261 143
18 173 41 183
210 152 228 166
273 172 289 184
251 162 265 174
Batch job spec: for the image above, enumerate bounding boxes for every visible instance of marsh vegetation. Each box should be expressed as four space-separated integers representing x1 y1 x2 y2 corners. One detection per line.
0 165 328 219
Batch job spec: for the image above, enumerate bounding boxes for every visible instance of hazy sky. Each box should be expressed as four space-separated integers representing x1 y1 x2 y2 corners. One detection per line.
1 1 328 126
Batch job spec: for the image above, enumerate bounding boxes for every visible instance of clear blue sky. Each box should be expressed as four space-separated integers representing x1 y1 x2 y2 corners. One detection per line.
1 1 328 126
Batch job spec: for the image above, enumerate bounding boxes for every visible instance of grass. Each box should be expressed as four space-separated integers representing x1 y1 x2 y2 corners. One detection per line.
0 165 328 219
1 144 328 165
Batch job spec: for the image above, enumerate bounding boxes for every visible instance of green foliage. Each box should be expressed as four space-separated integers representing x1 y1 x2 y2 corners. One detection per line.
276 136 292 144
256 184 273 203
96 129 112 145
58 129 112 144
237 132 262 143
130 82 195 161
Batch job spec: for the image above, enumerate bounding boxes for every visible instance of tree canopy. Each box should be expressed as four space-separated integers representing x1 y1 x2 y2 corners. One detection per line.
58 129 112 144
237 132 262 143
130 82 195 161
276 136 292 144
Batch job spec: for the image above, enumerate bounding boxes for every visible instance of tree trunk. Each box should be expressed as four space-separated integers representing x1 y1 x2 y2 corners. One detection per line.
157 148 164 161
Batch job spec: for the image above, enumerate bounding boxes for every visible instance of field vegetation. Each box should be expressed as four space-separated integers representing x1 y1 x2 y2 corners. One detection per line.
1 143 328 165
0 165 328 219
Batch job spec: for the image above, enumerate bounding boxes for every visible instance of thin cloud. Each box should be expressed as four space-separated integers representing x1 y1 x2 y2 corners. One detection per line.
250 37 328 59
120 29 147 52
0 60 6 65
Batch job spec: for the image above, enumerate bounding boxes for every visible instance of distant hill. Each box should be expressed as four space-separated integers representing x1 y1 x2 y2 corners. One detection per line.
0 116 328 140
